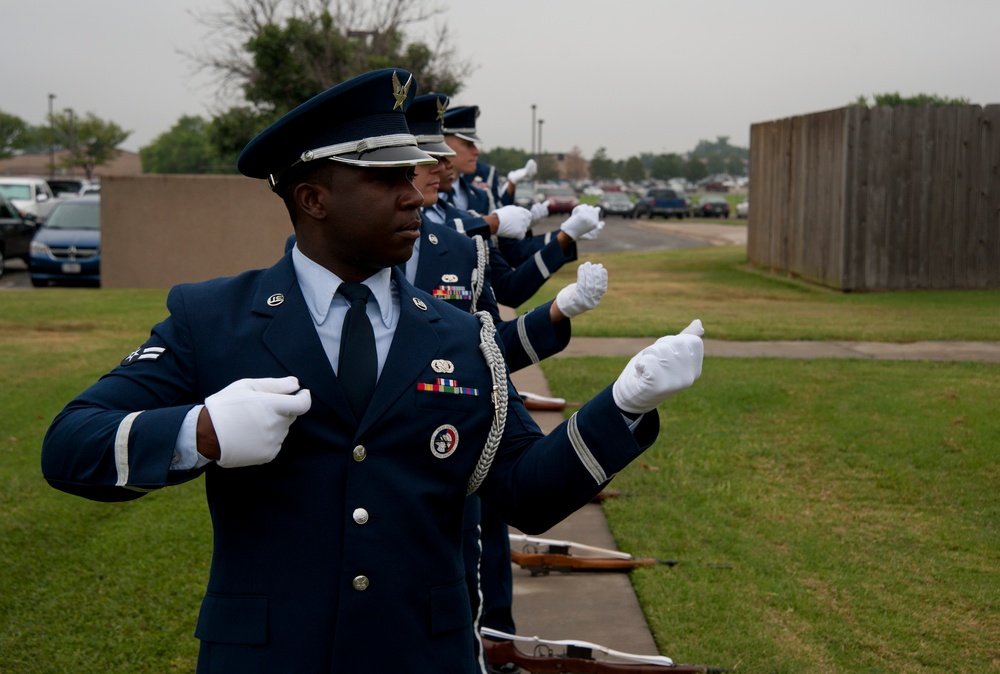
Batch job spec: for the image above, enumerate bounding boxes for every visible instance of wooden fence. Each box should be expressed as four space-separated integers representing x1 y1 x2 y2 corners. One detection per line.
747 105 1000 291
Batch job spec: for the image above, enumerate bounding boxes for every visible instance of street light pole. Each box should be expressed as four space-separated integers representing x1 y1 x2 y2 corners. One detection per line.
538 119 544 155
48 93 56 178
531 104 536 155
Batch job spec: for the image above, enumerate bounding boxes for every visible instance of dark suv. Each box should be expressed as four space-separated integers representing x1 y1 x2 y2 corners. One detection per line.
0 192 37 278
634 188 690 219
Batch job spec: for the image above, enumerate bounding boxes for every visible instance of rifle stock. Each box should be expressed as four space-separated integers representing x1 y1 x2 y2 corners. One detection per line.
510 550 668 575
484 638 726 673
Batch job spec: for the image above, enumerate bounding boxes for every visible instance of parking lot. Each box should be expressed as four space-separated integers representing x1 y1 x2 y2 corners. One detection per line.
0 216 745 290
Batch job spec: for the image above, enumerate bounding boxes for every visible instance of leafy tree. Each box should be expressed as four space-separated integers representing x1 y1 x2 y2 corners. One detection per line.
563 146 588 181
852 92 971 107
0 110 31 158
726 156 746 176
141 116 228 174
621 156 646 183
683 157 708 182
589 147 616 180
187 0 472 155
535 154 560 182
650 153 684 180
480 147 531 176
207 107 276 173
49 110 130 180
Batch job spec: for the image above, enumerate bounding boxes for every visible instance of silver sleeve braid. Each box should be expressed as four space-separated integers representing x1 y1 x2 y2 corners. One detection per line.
467 311 508 495
470 235 488 313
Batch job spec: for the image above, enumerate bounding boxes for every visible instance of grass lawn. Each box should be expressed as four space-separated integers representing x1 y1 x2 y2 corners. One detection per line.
1 249 997 672
526 246 1000 341
540 356 999 673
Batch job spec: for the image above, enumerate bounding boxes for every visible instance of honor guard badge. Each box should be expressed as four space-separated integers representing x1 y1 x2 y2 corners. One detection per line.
441 274 458 283
121 346 167 367
430 425 459 459
431 359 455 373
267 293 285 307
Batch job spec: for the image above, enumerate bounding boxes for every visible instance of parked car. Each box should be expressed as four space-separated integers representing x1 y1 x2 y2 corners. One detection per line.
596 191 636 219
536 183 579 214
28 195 100 287
693 195 730 218
513 181 537 208
0 192 37 277
0 177 58 221
634 188 689 219
736 199 749 218
46 177 92 198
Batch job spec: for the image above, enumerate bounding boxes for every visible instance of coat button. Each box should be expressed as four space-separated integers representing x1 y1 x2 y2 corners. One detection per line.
353 508 369 525
352 575 370 591
353 445 366 462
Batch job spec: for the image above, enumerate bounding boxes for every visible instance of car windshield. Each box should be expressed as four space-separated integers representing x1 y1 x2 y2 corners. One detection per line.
702 197 727 204
649 189 678 199
44 201 100 230
605 193 631 203
0 184 32 200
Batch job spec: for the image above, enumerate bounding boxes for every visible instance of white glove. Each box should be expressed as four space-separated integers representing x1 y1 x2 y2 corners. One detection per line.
612 320 704 415
494 205 532 239
560 204 604 241
204 376 312 468
578 219 604 241
555 262 608 318
507 159 537 185
530 200 549 222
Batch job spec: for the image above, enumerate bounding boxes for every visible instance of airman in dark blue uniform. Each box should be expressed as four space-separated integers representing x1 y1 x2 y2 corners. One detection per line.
40 68 704 674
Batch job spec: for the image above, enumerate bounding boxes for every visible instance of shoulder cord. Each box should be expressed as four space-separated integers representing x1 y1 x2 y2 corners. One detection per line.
470 235 487 313
466 311 508 495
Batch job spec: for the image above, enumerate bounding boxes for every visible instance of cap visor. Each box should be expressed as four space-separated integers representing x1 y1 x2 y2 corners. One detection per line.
417 140 457 157
329 145 437 167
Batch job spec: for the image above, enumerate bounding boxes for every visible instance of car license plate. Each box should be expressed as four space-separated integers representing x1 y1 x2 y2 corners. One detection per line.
61 262 82 274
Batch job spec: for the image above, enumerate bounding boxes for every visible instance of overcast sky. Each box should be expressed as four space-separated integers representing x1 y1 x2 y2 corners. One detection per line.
4 0 998 160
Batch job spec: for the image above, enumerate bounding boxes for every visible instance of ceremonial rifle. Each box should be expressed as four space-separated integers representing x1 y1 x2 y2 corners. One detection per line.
508 533 679 575
481 628 728 673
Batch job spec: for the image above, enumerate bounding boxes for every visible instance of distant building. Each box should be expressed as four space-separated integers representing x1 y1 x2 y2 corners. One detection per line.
0 150 142 180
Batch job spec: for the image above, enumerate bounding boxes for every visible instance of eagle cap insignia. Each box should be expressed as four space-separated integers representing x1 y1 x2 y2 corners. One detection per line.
435 97 448 121
392 71 413 111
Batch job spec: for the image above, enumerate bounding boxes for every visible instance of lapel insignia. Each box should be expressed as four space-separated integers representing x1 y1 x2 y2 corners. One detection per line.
392 70 413 110
413 297 428 311
432 359 455 373
430 424 459 459
428 233 439 245
441 274 458 283
267 293 285 307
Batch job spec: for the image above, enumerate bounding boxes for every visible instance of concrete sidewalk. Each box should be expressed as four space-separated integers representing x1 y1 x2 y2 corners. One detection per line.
499 332 999 668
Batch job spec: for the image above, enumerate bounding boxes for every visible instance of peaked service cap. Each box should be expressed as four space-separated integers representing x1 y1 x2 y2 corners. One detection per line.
405 93 456 157
238 68 436 191
441 105 481 143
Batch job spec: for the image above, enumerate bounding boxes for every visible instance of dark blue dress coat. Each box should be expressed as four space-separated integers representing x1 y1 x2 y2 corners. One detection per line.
40 254 658 674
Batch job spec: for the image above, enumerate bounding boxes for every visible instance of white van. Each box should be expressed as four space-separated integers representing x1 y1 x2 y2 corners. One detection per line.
0 177 58 221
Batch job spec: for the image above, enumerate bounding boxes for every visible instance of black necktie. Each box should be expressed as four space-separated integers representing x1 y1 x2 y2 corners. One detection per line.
337 282 377 420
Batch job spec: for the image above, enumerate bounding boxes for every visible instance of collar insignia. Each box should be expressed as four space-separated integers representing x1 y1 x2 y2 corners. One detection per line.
413 297 428 311
267 293 285 307
428 233 439 245
392 71 413 111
